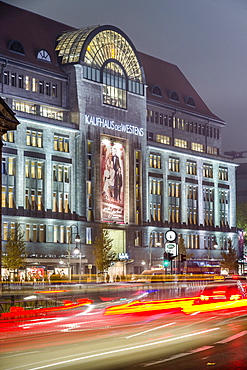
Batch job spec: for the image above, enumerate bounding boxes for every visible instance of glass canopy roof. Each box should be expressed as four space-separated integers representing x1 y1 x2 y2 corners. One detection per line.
55 26 143 83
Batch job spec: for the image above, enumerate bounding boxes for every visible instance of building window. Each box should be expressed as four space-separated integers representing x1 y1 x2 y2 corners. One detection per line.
134 230 141 246
207 146 218 155
186 160 197 175
26 130 43 147
8 40 25 55
39 80 44 94
86 227 93 244
45 82 51 95
54 135 69 152
25 160 43 179
149 154 161 169
203 163 213 178
156 134 170 145
174 138 188 148
32 78 38 92
191 142 204 152
11 72 16 87
39 224 45 242
187 234 199 249
26 224 30 241
103 61 127 109
2 186 6 207
18 74 24 88
3 222 8 240
219 166 228 181
150 231 163 247
2 131 14 142
53 164 70 183
203 187 214 226
169 157 180 172
3 71 9 85
219 190 229 226
8 187 14 208
187 185 198 224
168 182 180 223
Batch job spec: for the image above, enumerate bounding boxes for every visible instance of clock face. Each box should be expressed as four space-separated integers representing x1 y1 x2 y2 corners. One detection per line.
165 230 177 242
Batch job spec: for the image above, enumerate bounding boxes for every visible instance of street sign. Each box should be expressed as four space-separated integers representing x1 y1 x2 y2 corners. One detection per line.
165 242 178 257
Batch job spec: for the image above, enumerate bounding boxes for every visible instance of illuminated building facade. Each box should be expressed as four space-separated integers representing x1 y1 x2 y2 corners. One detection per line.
0 3 238 278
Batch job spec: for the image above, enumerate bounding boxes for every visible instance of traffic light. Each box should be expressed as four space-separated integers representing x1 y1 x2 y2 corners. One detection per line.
180 254 186 263
164 252 169 266
164 252 173 266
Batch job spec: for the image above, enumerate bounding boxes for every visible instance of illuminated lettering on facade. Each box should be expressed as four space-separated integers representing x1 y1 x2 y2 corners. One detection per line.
85 114 144 137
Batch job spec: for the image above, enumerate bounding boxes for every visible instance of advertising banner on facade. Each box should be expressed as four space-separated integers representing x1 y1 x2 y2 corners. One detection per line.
101 137 125 222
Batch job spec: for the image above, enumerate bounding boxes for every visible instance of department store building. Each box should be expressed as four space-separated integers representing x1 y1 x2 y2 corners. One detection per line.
0 2 238 278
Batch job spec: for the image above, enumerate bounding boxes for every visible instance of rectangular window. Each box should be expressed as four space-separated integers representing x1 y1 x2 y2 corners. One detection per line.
45 82 51 95
186 160 197 175
37 190 42 211
4 71 9 85
25 189 29 209
8 187 14 208
59 193 63 212
32 78 38 92
18 74 24 89
39 224 45 242
26 224 30 241
169 157 180 172
31 189 36 210
33 224 37 242
86 227 93 244
203 163 213 178
11 72 16 87
54 225 58 243
2 186 6 207
52 192 57 212
39 81 44 94
64 193 69 213
25 76 31 90
3 222 8 240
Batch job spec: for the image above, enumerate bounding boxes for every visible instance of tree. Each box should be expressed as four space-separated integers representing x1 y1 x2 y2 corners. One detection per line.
93 224 116 273
236 201 247 231
220 238 238 274
2 224 26 276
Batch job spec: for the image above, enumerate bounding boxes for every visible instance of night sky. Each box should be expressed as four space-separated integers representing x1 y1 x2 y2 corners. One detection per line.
3 0 247 154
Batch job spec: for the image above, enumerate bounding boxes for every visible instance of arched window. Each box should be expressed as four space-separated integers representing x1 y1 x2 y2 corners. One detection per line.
186 96 196 107
152 85 162 97
169 91 179 102
102 61 127 109
8 40 25 55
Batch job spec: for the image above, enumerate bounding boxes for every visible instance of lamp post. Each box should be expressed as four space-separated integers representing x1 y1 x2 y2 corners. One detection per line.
68 224 81 282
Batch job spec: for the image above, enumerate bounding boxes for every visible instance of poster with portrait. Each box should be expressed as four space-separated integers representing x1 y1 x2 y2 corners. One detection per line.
101 137 125 222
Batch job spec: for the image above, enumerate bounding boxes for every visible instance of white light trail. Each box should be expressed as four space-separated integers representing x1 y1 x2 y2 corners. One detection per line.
126 322 176 338
8 327 219 370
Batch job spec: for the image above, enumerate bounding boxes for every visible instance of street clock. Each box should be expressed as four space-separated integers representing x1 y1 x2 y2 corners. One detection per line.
165 229 177 242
